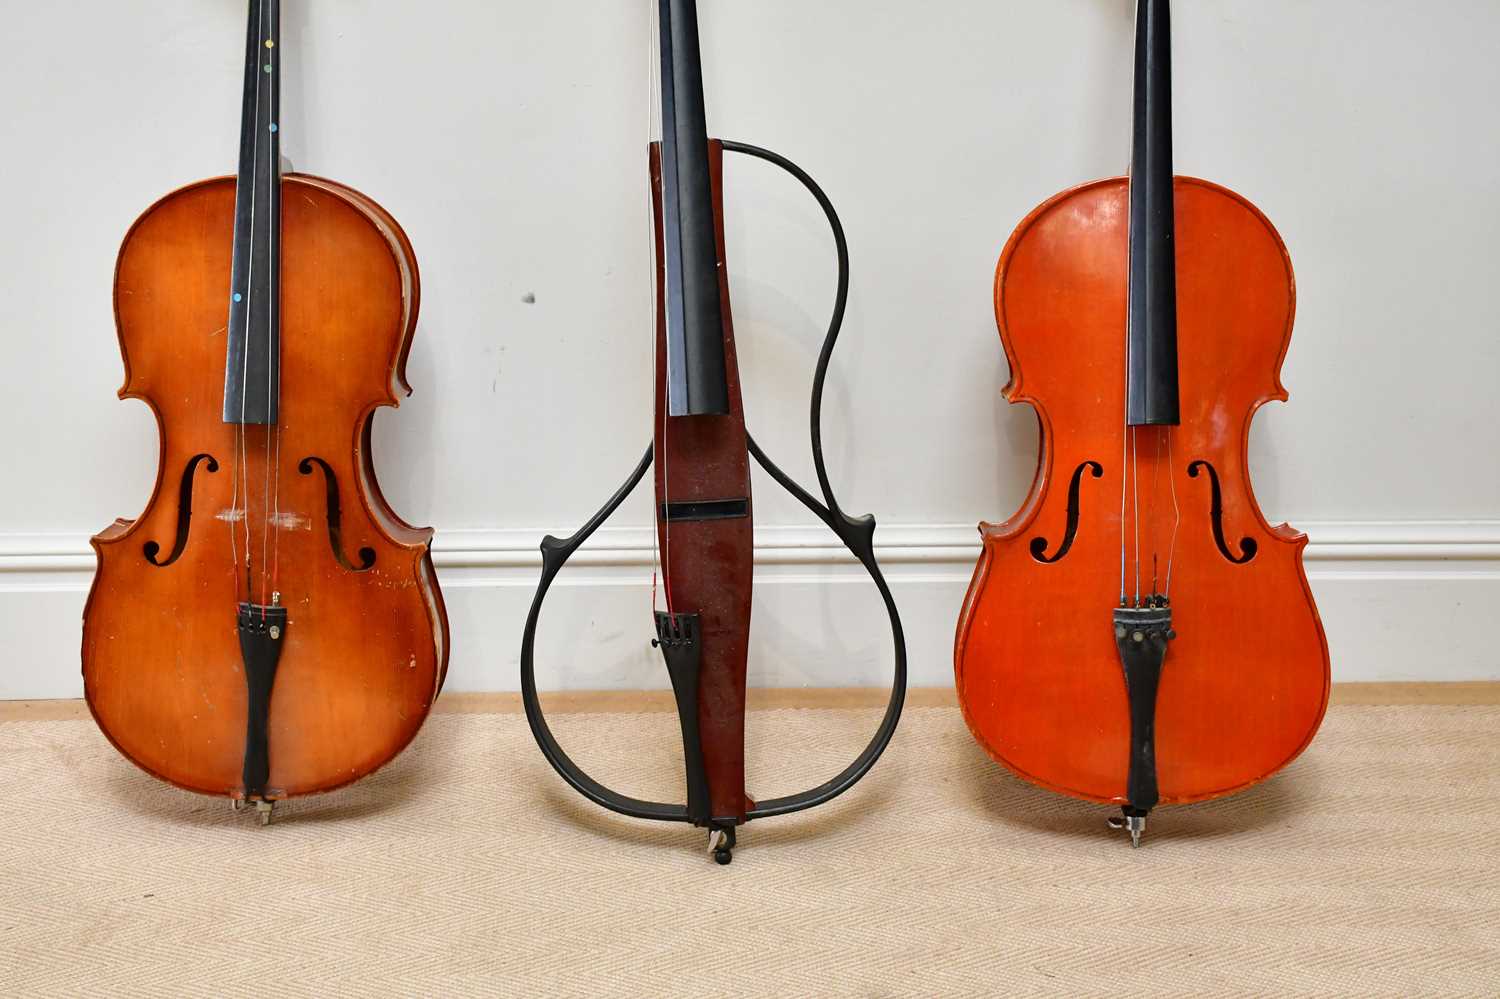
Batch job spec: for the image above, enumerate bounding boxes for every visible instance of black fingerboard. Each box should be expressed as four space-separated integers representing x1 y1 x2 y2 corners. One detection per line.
222 0 282 426
658 0 729 417
1126 0 1180 427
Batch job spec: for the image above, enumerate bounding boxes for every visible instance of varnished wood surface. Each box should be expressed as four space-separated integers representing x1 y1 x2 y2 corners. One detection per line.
304 175 450 688
956 176 1331 806
82 174 446 800
650 140 755 823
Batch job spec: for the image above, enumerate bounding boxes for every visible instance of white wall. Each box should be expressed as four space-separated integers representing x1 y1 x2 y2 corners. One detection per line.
2 1 1497 699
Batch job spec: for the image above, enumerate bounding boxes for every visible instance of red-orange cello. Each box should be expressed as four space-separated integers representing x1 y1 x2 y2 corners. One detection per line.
954 0 1329 845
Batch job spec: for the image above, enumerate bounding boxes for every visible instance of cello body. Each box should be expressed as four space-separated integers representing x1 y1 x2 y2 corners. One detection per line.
955 177 1328 806
955 2 1328 840
82 2 445 811
83 174 446 801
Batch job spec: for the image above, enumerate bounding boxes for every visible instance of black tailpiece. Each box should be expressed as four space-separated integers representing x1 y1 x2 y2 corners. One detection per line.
1112 599 1175 846
652 611 712 828
236 602 288 801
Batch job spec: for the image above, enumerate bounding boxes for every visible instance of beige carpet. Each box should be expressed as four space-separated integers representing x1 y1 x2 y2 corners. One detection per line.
2 700 1497 996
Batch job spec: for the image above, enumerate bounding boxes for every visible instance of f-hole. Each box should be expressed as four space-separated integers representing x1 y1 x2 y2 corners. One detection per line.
1187 460 1258 564
298 457 376 572
1030 460 1104 563
143 453 219 567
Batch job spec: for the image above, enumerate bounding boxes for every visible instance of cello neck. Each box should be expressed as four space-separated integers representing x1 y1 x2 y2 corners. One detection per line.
1126 0 1180 427
222 0 283 427
658 0 729 417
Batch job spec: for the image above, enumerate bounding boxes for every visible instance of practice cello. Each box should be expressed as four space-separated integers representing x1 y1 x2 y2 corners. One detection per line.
520 0 906 864
82 1 447 822
954 0 1329 845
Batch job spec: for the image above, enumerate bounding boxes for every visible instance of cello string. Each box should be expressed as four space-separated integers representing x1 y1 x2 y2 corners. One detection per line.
1118 295 1130 606
266 3 281 608
1164 426 1180 599
228 437 241 600
259 432 270 609
646 0 671 614
237 0 267 606
230 435 244 604
270 426 281 602
1131 425 1141 606
1150 419 1164 594
645 0 669 612
1119 427 1128 605
1119 5 1135 610
255 0 273 613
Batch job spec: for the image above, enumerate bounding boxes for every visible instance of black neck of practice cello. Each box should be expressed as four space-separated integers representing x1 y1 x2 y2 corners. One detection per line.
658 0 729 417
1126 0 1180 427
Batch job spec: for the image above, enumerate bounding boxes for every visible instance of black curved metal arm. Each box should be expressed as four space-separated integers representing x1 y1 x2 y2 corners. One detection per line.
743 433 908 819
724 140 906 818
519 445 690 824
718 140 850 517
518 140 906 830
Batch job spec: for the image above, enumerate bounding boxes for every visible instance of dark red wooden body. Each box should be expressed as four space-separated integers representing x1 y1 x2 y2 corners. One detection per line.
650 140 756 824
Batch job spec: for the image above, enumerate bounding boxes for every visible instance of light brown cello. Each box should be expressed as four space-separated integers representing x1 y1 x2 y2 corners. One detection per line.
82 1 447 822
954 0 1328 845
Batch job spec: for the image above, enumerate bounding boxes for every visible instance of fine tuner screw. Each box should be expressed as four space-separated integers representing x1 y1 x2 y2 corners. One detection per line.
1114 626 1177 642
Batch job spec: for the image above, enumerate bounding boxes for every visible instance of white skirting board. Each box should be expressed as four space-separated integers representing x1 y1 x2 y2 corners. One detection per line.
3 521 1498 700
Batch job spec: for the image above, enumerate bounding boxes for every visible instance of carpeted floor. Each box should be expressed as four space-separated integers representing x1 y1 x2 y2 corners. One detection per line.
1 698 1497 996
